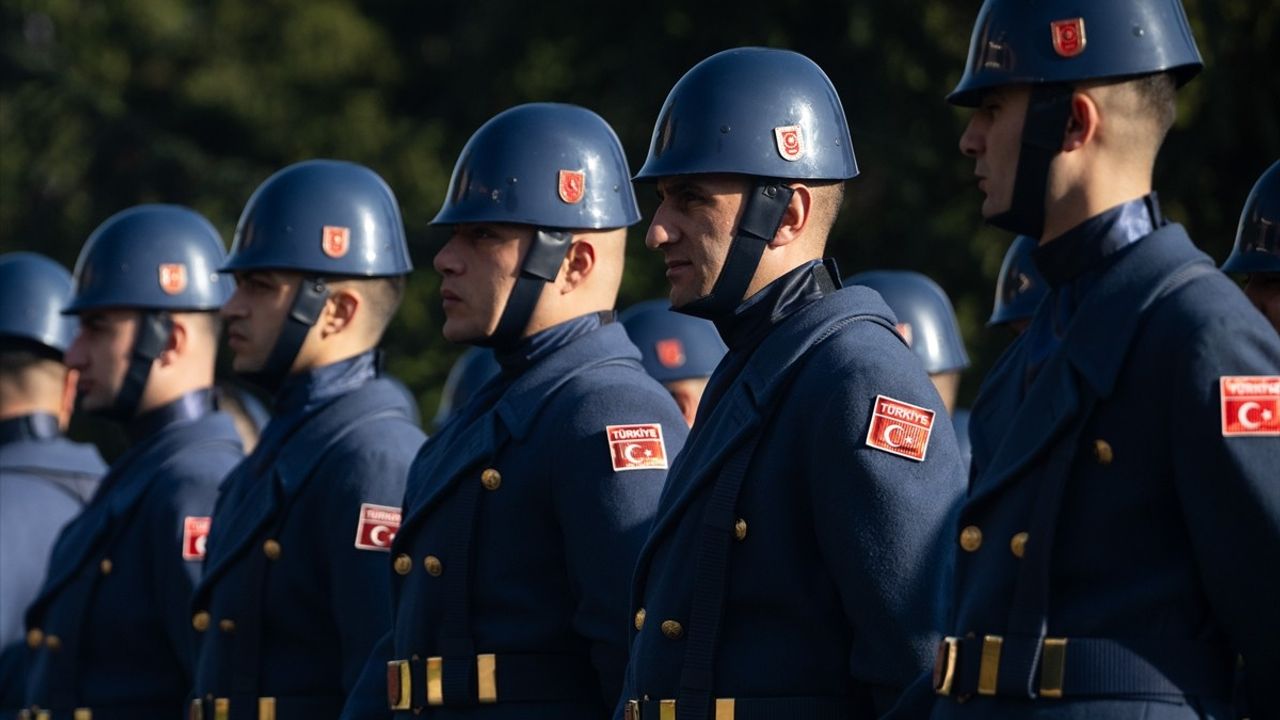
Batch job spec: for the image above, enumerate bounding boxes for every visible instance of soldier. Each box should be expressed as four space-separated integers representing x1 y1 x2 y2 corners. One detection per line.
618 48 966 720
1221 160 1280 333
430 347 499 431
619 299 727 426
342 103 688 720
189 160 425 719
847 270 973 467
0 253 105 715
20 206 244 718
988 236 1048 336
935 1 1280 717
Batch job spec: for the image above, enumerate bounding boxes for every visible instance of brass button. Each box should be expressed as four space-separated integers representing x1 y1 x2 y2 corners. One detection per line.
26 628 43 648
733 518 748 541
1010 532 1029 559
424 555 443 576
99 558 113 575
959 525 983 552
1093 439 1113 465
192 611 211 632
263 539 282 560
45 635 61 651
219 618 236 633
481 468 502 491
393 554 412 575
634 608 646 630
660 620 684 640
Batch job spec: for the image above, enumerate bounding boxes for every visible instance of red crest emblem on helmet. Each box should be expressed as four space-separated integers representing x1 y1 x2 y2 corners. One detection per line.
559 169 586 204
656 338 686 369
158 263 188 295
322 225 351 258
774 125 805 161
1051 18 1087 58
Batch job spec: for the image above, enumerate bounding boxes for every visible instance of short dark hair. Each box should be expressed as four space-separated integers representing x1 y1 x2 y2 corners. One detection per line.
330 275 407 340
1131 71 1178 142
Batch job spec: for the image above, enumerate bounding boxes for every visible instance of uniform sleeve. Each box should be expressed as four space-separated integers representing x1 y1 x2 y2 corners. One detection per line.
318 424 421 693
1171 313 1280 719
550 379 689 707
338 630 394 720
148 456 225 680
805 343 965 715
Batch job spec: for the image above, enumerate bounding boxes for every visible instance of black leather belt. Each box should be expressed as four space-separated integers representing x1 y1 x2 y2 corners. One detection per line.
623 696 854 720
386 653 597 711
187 695 342 720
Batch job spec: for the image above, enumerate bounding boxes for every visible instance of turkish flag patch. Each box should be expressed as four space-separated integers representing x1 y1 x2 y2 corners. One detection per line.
354 503 402 551
865 394 935 462
606 423 669 471
1220 376 1280 436
182 516 212 561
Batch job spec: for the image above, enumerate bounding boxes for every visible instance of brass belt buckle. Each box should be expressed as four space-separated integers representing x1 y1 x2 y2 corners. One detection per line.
933 636 960 695
426 656 444 706
387 659 411 710
1039 637 1068 699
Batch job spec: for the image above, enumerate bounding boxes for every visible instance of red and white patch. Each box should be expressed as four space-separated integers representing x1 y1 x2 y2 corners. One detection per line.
322 225 351 259
158 263 188 295
656 338 686 369
182 516 212 561
606 424 669 471
896 322 914 348
774 125 805 162
1050 17 1087 58
354 503 402 551
865 394 935 462
1220 376 1280 436
558 169 585 204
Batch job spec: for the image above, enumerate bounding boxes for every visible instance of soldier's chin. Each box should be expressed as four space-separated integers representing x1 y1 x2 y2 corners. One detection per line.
230 353 266 374
441 319 481 345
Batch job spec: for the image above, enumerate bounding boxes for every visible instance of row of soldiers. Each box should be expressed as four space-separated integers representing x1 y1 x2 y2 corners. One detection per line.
2 0 1279 718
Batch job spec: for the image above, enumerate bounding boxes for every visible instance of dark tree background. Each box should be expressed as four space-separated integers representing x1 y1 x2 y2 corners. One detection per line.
2 0 1276 452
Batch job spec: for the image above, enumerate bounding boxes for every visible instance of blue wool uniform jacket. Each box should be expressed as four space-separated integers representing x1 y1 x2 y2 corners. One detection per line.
0 417 104 715
931 225 1280 720
342 320 688 720
620 282 966 719
21 400 241 719
190 364 424 720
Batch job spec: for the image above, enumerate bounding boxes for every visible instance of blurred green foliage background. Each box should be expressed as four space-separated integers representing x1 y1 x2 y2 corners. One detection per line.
2 0 1277 447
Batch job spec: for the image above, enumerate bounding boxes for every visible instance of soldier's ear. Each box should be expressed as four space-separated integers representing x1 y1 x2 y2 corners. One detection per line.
157 316 188 366
559 238 596 293
319 287 360 337
1062 90 1101 153
771 183 813 248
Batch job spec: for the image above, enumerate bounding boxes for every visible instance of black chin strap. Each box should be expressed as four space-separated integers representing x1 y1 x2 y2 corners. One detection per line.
989 84 1074 238
483 229 574 349
239 276 330 393
676 179 795 321
100 311 173 422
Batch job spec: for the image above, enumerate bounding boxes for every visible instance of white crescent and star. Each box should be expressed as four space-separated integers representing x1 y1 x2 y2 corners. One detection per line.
370 525 393 547
1238 401 1264 430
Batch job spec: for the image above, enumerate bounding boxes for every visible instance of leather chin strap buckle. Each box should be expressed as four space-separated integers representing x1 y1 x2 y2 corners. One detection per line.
239 276 329 392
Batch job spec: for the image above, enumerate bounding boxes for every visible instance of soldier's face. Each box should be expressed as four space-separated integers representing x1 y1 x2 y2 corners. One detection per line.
63 309 138 411
960 86 1029 219
221 271 296 372
1244 273 1280 333
434 222 528 343
646 174 748 308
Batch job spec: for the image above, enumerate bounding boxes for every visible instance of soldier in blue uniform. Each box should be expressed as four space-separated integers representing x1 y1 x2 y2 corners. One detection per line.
189 160 425 720
619 300 727 426
431 347 500 431
342 103 688 720
847 271 974 468
934 1 1280 717
1221 160 1280 334
618 48 966 720
0 253 105 716
988 236 1048 337
19 206 244 719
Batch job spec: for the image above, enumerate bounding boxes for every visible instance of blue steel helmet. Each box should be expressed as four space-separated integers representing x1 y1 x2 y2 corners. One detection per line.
64 204 234 314
989 235 1049 327
620 299 727 384
948 0 1203 107
847 270 970 374
0 252 78 354
433 347 501 429
1222 160 1280 275
634 47 858 182
224 159 412 277
431 103 641 231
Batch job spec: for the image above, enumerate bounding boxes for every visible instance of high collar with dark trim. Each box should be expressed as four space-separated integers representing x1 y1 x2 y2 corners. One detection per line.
494 311 610 377
0 413 61 445
713 258 840 354
127 388 214 445
272 350 380 419
1033 193 1163 289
